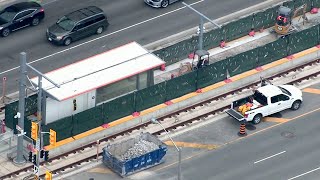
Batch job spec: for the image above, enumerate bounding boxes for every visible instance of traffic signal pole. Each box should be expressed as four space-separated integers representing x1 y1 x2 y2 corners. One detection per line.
13 52 27 165
14 52 60 178
35 76 42 177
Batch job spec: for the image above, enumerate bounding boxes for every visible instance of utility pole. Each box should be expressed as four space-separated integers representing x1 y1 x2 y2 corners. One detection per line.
13 52 60 178
35 76 42 177
182 2 221 50
13 52 27 165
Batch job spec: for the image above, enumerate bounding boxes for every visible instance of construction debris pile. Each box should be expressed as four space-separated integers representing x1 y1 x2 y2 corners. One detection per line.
119 139 159 161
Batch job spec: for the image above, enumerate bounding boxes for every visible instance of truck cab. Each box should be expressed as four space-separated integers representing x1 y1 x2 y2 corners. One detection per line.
226 84 302 124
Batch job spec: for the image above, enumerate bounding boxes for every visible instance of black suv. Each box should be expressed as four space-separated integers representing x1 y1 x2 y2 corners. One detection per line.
0 2 45 37
47 6 109 46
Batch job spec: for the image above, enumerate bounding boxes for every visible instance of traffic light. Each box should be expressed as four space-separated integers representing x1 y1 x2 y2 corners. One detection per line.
28 152 32 162
44 151 49 161
32 154 37 165
31 122 38 140
49 129 56 146
45 171 52 180
40 150 44 158
73 99 77 111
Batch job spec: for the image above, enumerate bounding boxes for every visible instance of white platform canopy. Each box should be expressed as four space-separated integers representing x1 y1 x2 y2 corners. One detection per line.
31 42 165 101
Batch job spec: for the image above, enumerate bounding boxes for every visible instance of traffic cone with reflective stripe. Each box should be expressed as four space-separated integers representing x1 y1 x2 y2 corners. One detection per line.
238 122 247 137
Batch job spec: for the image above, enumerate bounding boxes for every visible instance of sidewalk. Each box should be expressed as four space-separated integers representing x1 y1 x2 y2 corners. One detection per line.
154 11 320 83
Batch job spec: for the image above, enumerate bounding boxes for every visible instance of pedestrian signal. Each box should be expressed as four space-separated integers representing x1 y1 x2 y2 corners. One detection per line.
32 154 37 165
28 152 32 162
44 151 49 161
40 149 44 158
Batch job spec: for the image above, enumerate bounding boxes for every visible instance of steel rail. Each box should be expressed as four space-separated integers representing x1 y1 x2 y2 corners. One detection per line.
1 59 319 179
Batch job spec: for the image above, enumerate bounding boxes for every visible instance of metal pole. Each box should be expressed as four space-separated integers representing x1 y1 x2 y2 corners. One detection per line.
13 52 27 165
26 64 60 88
182 2 221 28
35 76 42 177
157 122 181 180
199 17 204 50
178 148 182 180
1 77 6 103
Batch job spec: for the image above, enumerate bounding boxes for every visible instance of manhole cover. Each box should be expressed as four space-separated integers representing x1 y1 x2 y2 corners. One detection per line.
281 131 295 138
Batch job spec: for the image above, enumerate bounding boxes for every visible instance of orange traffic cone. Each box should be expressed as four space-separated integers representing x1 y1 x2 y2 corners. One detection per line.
238 122 247 137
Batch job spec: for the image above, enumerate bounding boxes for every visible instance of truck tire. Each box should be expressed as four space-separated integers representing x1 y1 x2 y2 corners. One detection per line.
252 114 262 124
291 100 301 110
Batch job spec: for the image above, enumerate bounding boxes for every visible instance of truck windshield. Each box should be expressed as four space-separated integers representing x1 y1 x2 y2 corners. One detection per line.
253 91 268 106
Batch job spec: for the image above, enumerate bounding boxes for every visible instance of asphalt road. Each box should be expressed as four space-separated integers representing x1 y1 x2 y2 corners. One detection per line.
142 84 320 180
64 83 320 180
0 0 266 95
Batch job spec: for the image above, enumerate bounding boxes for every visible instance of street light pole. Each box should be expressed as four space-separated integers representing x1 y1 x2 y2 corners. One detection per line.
182 2 221 51
151 118 181 180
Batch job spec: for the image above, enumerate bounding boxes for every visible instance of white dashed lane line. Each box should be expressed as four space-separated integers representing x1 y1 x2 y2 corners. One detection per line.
253 151 286 164
0 0 204 76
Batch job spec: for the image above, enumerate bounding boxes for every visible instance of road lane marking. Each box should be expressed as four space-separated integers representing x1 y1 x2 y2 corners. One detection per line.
288 166 320 180
153 107 320 173
263 117 290 123
303 88 320 95
0 0 204 76
253 151 286 164
165 141 219 150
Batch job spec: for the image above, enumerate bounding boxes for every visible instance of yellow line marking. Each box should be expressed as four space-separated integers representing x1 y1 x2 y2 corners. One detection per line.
202 82 225 93
230 70 257 81
262 58 287 70
171 92 198 103
73 127 105 140
303 88 320 95
164 141 219 150
154 107 320 172
87 167 112 174
293 47 319 59
108 116 133 127
263 117 290 123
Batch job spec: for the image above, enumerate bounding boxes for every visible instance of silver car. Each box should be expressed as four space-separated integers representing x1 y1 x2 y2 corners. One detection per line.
144 0 180 8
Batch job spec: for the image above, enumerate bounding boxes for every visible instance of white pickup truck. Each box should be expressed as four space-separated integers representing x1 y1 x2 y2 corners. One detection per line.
225 84 303 124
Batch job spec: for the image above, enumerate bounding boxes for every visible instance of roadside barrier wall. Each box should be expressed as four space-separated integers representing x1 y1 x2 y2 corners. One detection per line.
4 0 320 145
154 0 317 65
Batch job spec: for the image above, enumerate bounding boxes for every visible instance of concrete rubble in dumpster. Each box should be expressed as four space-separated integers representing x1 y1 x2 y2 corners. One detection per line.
119 139 159 161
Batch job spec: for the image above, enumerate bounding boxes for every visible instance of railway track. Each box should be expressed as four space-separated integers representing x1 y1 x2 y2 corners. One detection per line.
1 59 319 180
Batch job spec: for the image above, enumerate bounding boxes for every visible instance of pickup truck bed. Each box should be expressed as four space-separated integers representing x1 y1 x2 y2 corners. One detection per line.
225 109 244 121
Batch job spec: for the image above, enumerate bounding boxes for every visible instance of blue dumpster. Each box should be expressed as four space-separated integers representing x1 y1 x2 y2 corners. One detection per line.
102 132 167 177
